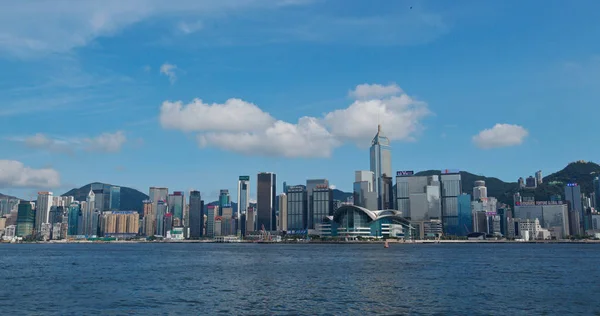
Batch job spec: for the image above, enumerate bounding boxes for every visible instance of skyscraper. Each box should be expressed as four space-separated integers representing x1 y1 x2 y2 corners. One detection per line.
189 191 204 238
565 183 584 231
168 191 185 224
218 190 230 216
473 180 487 201
441 170 462 235
353 171 378 210
287 185 307 231
34 191 53 232
156 200 167 236
257 172 276 231
16 201 35 237
370 125 392 210
149 187 168 216
278 193 287 232
237 176 250 234
109 186 121 211
143 200 155 237
311 185 333 229
67 202 80 237
206 205 217 237
594 177 600 210
306 179 329 228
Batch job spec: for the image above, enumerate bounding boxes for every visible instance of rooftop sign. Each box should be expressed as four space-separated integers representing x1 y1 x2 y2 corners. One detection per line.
396 171 414 177
239 176 250 181
441 169 460 174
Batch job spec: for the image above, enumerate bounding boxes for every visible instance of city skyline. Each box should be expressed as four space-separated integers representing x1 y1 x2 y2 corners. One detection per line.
2 1 600 202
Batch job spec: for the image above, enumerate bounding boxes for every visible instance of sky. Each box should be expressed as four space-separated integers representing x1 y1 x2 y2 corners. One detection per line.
0 0 599 202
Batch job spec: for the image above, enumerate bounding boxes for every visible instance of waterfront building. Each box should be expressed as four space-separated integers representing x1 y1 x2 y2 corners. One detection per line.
221 206 234 235
66 202 80 237
471 197 498 234
155 200 167 236
354 170 378 211
287 185 307 231
257 172 276 231
370 125 392 210
218 190 230 216
149 187 169 217
535 170 543 185
455 193 473 236
332 205 411 239
214 217 222 236
473 180 487 201
440 170 461 234
564 183 584 231
16 201 35 237
514 201 570 238
109 186 121 211
163 213 173 236
278 193 287 232
206 205 216 237
80 189 96 236
237 176 250 234
306 179 329 228
518 218 551 240
189 190 204 238
142 200 154 237
168 191 185 223
311 186 333 230
34 191 53 232
100 211 139 237
246 206 255 233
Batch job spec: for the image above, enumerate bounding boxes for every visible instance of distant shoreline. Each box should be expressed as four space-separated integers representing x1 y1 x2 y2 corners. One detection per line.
2 239 600 245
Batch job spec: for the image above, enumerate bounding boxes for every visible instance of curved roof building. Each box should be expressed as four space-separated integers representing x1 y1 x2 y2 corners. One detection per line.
330 205 412 238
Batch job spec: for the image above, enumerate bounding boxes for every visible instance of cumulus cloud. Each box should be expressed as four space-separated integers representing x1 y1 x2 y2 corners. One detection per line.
159 83 431 158
198 117 339 158
0 160 60 188
84 131 127 152
348 83 402 99
160 98 275 132
324 94 430 145
472 124 529 149
8 131 127 153
160 63 178 84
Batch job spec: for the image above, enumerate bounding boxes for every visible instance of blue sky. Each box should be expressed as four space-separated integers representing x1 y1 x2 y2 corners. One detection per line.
0 0 599 202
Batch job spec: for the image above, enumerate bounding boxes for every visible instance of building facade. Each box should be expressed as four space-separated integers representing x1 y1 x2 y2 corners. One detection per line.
353 170 378 211
109 186 121 211
16 201 35 237
189 190 204 238
257 172 276 231
440 171 461 235
287 185 307 231
278 193 287 232
564 184 583 231
370 125 392 210
237 176 250 233
35 191 53 232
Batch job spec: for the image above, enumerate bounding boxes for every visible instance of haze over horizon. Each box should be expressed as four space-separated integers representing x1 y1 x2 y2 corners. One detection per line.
1 0 599 201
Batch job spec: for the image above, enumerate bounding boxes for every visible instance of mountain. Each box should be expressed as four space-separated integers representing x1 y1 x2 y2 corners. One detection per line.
415 170 519 206
415 161 600 206
333 189 353 201
61 182 149 213
0 193 20 200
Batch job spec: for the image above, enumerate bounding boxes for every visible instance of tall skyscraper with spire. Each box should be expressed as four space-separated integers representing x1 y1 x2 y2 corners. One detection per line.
370 124 392 210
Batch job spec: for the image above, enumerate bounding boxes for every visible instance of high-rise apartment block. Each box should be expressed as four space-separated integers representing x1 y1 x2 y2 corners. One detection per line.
35 191 53 232
473 180 487 201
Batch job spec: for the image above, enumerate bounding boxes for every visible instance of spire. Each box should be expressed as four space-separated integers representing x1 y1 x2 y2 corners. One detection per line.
378 124 381 133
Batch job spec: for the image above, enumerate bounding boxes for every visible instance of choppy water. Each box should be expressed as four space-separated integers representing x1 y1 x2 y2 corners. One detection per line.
1 243 599 315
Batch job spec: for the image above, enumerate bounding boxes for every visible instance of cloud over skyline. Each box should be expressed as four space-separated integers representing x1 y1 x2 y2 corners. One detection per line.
472 124 529 149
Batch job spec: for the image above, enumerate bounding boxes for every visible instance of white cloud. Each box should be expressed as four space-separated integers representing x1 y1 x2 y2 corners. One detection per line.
348 83 402 99
329 184 336 190
160 63 177 84
8 131 127 153
0 0 303 57
198 117 339 158
160 83 430 157
160 98 275 132
324 93 430 145
84 131 127 152
0 160 60 188
472 124 529 149
178 20 204 34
